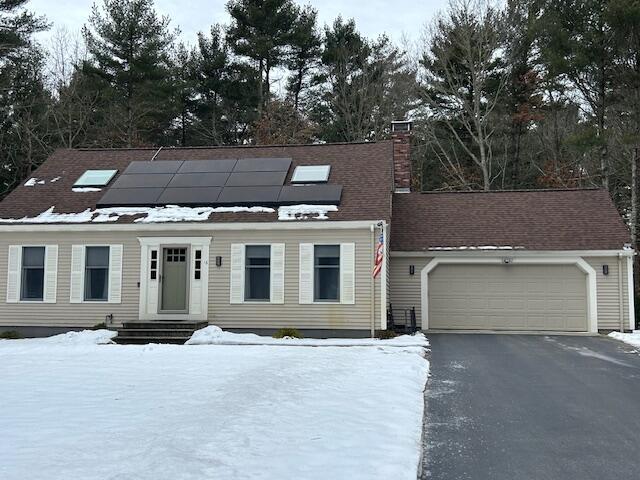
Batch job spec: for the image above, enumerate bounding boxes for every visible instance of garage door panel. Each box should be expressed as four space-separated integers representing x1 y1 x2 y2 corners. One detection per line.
428 264 588 331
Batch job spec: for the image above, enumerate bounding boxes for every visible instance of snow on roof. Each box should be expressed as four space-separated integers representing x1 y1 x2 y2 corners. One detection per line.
278 204 338 221
0 204 339 224
428 246 525 251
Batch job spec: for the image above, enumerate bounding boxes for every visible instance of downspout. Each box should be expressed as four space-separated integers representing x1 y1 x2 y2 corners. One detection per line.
618 253 625 333
370 223 376 338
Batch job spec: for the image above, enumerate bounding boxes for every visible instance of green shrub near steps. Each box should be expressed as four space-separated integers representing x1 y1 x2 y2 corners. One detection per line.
0 330 22 339
273 328 303 339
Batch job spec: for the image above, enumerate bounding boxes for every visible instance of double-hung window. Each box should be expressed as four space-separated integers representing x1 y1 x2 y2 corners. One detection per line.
21 246 45 301
245 245 271 301
84 246 110 301
314 245 340 301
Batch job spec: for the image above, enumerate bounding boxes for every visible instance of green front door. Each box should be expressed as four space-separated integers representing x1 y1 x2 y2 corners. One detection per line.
160 247 188 312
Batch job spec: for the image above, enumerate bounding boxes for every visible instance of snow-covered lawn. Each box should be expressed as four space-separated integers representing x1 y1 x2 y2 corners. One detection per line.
0 330 429 480
609 331 640 349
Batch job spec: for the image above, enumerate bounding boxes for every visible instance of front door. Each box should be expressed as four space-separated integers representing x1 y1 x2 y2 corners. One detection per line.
160 247 189 313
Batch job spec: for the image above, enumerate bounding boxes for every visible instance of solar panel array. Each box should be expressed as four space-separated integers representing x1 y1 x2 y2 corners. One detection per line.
96 158 342 208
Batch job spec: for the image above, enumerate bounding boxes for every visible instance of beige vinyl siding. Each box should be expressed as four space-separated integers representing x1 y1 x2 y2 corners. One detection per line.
389 254 630 331
0 227 381 331
585 256 629 330
0 233 140 327
209 229 377 330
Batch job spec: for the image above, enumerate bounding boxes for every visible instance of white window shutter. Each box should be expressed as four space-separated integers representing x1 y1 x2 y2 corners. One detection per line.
299 243 314 304
340 243 355 304
6 246 22 303
43 245 58 303
230 244 245 304
108 245 123 303
70 245 85 303
270 243 285 304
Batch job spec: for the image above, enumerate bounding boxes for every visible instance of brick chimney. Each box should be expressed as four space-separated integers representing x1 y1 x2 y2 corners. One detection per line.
391 120 412 192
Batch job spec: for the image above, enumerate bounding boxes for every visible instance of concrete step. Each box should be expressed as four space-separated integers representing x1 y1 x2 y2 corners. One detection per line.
114 336 190 345
115 328 196 338
122 322 208 330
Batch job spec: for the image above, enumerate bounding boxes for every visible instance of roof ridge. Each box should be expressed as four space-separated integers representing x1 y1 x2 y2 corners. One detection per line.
412 187 603 195
71 140 389 152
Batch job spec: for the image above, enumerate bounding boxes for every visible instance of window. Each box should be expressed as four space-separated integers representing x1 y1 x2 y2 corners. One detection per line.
21 247 45 301
74 169 118 187
291 165 331 183
245 245 270 301
194 250 202 280
314 245 340 301
84 246 110 301
150 250 158 280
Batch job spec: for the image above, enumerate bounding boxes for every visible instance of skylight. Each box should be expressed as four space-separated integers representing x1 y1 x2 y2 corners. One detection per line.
291 165 330 183
74 170 118 187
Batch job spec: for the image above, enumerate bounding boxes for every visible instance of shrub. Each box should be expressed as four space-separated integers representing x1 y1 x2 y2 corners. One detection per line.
0 330 22 339
375 330 398 340
273 327 303 339
91 322 107 330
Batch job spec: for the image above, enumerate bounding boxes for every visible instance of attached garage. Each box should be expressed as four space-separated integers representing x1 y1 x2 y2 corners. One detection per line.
428 263 588 331
390 190 635 333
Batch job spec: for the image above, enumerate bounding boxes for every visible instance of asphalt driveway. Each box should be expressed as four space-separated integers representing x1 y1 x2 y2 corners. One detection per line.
422 334 640 480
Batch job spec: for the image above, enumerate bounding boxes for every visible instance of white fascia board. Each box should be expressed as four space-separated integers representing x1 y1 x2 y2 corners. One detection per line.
626 255 635 331
392 249 634 258
0 220 382 233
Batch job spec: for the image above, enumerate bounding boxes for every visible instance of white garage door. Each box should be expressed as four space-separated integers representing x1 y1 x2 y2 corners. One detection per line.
428 264 588 331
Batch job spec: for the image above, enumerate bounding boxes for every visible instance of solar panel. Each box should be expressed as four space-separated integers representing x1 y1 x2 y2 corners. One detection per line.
278 185 342 204
97 187 163 206
234 157 291 172
157 187 222 204
168 173 230 188
74 169 118 187
178 159 237 173
225 171 287 187
111 173 173 189
123 161 183 174
218 186 282 204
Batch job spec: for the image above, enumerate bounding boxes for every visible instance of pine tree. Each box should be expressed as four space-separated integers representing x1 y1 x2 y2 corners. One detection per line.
226 0 299 116
0 0 49 199
82 0 177 147
285 5 321 112
191 25 259 145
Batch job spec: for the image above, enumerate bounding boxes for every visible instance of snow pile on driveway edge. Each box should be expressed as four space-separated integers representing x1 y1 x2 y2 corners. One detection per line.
0 329 117 346
186 325 429 347
609 331 640 349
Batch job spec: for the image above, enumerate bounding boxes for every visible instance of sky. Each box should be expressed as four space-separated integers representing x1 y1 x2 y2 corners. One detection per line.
28 0 449 47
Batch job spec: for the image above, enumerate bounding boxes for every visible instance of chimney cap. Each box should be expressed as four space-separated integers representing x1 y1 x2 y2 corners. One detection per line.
391 120 412 133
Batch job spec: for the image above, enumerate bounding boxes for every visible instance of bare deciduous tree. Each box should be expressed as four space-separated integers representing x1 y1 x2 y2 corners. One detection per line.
419 0 507 191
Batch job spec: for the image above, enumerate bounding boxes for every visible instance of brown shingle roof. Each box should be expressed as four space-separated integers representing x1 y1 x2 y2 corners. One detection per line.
0 142 393 224
391 189 631 251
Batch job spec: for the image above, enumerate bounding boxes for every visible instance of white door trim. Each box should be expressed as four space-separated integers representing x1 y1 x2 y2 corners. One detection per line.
420 256 598 333
138 237 211 321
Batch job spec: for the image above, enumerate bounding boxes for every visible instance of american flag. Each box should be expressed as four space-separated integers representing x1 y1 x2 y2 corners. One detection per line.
372 231 384 278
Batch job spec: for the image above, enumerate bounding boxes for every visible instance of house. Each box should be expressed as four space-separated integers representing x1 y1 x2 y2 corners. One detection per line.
0 121 634 339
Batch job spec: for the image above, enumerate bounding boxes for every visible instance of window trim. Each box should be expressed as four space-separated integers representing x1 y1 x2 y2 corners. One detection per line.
83 245 110 302
19 245 46 302
311 243 342 305
243 244 272 303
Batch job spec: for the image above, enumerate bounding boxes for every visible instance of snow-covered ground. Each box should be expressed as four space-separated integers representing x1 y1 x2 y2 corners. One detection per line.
0 330 429 480
187 325 429 347
609 331 640 349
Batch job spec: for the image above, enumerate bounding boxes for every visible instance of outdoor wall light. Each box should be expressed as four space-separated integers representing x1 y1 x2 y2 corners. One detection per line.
603 264 609 276
409 265 415 275
216 256 222 267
